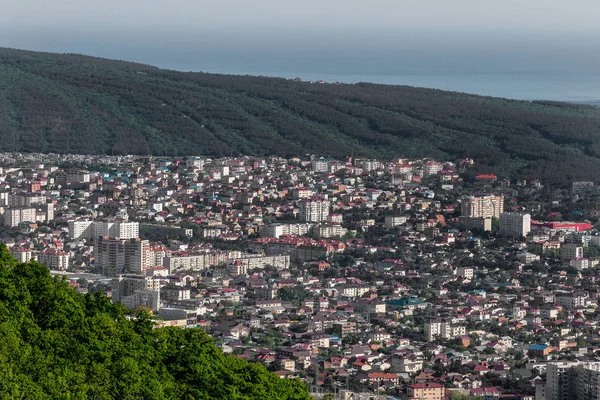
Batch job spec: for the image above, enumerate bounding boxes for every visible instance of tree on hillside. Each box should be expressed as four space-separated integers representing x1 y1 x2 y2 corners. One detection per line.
0 244 311 400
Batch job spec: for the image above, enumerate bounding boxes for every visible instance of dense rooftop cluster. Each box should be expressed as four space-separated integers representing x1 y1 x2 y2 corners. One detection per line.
3 151 600 399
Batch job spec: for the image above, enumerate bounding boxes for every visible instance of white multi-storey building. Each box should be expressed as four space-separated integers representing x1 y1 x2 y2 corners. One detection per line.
261 223 313 238
385 215 408 229
561 243 584 261
461 195 504 219
38 250 70 270
311 158 331 173
544 361 579 400
94 221 139 240
3 207 37 227
298 199 330 223
68 220 94 240
226 254 291 275
313 225 347 239
68 220 139 240
499 212 531 238
162 251 238 273
424 319 467 342
94 237 151 276
112 274 161 312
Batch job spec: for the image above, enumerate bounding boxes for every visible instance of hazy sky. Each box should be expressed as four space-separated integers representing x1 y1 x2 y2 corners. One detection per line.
1 0 600 79
2 0 599 33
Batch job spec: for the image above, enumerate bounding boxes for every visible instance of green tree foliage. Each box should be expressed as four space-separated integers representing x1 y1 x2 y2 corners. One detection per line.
0 244 311 399
2 48 600 186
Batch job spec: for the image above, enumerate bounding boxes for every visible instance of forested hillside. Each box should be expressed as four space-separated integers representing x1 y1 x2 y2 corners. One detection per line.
0 245 311 399
1 47 600 186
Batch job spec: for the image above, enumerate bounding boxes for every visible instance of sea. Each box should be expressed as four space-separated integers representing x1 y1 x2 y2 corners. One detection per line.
152 49 600 103
6 37 600 103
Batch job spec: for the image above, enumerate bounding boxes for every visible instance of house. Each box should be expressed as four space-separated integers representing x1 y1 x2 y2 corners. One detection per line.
406 382 445 400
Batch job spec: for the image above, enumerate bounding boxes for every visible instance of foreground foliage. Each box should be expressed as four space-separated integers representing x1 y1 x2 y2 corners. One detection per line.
0 245 311 399
2 47 600 186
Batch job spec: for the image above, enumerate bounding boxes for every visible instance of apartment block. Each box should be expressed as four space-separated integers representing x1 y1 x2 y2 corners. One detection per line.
298 199 330 222
461 195 504 219
95 237 151 276
499 212 531 238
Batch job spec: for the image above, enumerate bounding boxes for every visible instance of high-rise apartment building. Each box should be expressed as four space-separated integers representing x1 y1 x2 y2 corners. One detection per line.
69 220 139 240
94 221 139 240
3 207 37 227
499 212 531 237
541 361 600 400
298 199 330 222
461 195 504 219
94 237 151 276
111 274 161 312
424 319 467 342
561 243 584 261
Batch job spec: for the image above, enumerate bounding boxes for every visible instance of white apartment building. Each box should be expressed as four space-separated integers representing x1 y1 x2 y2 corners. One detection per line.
313 224 347 239
456 267 474 279
95 221 139 240
340 285 371 298
499 212 531 237
68 220 94 240
292 188 313 200
3 207 37 227
561 243 584 261
393 356 424 373
544 361 579 400
423 161 443 178
162 251 238 273
112 274 161 312
68 220 139 240
461 195 504 219
185 157 205 169
8 194 45 207
95 237 151 276
424 320 466 342
540 361 600 400
357 159 381 172
298 199 330 222
261 223 313 238
226 254 291 275
10 248 33 263
517 252 541 264
311 158 331 173
38 250 70 270
554 291 588 309
385 215 408 229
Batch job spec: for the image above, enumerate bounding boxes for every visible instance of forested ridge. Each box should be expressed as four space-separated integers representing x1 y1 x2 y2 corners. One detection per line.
1 47 600 186
0 244 311 399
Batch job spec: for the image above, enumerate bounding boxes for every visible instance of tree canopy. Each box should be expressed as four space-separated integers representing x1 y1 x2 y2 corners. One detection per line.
2 47 600 186
0 244 311 399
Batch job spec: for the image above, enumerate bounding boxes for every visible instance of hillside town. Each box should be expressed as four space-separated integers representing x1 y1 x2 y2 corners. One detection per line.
3 152 600 400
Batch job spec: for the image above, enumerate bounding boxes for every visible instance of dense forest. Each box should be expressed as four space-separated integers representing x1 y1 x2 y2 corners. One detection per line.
0 245 311 399
2 47 600 186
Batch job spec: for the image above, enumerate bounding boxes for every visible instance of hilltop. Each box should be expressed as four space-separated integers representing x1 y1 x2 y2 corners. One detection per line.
0 244 311 399
1 47 600 186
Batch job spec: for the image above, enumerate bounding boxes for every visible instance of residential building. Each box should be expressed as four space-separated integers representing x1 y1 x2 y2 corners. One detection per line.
545 361 579 400
95 237 151 276
406 382 445 400
461 195 504 219
3 207 36 227
298 199 330 223
499 212 531 237
561 243 584 261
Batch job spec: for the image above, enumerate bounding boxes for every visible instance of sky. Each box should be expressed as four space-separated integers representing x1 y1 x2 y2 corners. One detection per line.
1 0 599 34
1 0 600 91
